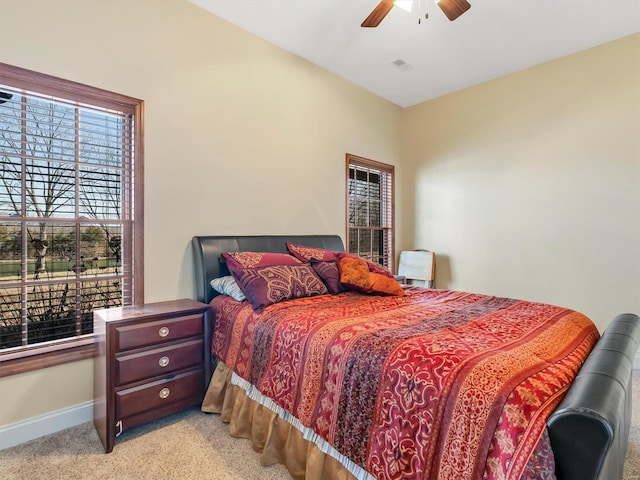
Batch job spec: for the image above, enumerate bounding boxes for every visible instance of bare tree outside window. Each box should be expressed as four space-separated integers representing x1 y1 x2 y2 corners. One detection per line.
0 63 142 356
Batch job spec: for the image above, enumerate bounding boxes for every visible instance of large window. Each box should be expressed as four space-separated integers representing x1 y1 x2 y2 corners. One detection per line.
346 154 395 272
0 63 143 376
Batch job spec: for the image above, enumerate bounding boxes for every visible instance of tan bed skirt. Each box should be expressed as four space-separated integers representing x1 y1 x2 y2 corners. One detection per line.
201 362 358 480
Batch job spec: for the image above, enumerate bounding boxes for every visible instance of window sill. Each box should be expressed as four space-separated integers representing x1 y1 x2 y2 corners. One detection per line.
0 336 96 378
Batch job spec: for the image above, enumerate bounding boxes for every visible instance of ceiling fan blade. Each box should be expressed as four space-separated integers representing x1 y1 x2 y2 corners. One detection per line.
361 0 395 28
437 0 471 21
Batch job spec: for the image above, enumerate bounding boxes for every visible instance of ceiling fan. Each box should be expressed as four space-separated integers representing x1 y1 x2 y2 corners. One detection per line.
361 0 471 27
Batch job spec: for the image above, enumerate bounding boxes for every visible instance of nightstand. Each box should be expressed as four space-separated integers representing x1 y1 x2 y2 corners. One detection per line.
93 298 211 453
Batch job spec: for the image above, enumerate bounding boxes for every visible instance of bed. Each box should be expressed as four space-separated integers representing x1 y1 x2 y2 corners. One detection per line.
192 234 640 480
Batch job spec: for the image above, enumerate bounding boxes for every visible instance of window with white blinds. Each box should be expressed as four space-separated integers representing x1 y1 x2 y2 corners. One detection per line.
0 63 143 359
346 154 395 271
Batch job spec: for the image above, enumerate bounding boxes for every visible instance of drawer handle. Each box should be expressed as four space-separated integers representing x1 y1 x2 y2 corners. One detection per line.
158 326 169 337
159 356 170 367
159 387 170 399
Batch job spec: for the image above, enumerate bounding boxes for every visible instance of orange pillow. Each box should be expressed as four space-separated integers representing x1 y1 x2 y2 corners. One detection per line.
339 256 405 296
339 256 371 288
369 272 405 296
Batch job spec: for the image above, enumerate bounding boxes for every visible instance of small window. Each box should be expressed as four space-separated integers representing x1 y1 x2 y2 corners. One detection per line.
346 154 395 271
0 63 143 374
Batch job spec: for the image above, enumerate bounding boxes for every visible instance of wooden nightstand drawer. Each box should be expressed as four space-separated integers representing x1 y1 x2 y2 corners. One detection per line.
116 369 204 419
116 313 203 350
115 339 204 386
94 298 212 453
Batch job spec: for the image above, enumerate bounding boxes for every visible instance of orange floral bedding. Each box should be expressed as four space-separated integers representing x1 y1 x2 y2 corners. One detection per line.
210 288 599 480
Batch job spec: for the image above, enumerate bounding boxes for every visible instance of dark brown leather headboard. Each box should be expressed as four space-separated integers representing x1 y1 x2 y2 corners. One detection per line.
191 235 344 304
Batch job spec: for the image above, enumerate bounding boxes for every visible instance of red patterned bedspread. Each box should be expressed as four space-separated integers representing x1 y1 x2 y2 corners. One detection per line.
211 288 599 480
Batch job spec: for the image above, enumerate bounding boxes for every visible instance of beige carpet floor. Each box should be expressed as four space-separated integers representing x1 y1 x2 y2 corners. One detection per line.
622 368 640 480
1 369 639 480
0 407 291 480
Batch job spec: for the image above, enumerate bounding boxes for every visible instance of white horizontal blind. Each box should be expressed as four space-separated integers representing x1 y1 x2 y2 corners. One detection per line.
0 80 137 350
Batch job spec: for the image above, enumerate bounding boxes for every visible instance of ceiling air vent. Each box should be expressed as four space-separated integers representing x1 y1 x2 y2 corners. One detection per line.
391 58 413 72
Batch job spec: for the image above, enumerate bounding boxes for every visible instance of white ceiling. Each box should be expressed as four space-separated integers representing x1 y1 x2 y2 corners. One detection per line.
190 0 640 108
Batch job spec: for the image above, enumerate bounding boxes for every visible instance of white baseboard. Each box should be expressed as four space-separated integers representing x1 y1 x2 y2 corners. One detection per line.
0 401 94 450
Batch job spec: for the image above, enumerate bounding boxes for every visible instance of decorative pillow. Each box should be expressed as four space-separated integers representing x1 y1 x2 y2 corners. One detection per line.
338 256 371 289
310 259 345 294
338 256 405 296
210 276 246 302
368 272 405 296
286 242 339 262
222 251 301 274
336 252 394 279
287 242 394 279
231 263 329 313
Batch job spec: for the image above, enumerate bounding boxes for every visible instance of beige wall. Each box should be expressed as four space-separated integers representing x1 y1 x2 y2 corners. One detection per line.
0 360 93 422
399 34 640 332
0 0 401 426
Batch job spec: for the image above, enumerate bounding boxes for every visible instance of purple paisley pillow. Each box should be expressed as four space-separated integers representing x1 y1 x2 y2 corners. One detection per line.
222 251 301 270
310 259 344 294
287 242 339 262
231 263 329 313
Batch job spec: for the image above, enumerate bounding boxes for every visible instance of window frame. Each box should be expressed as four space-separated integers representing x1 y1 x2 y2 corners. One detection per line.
0 62 144 377
345 153 395 273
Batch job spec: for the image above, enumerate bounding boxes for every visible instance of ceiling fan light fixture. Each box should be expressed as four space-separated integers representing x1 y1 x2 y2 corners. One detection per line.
394 1 413 13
